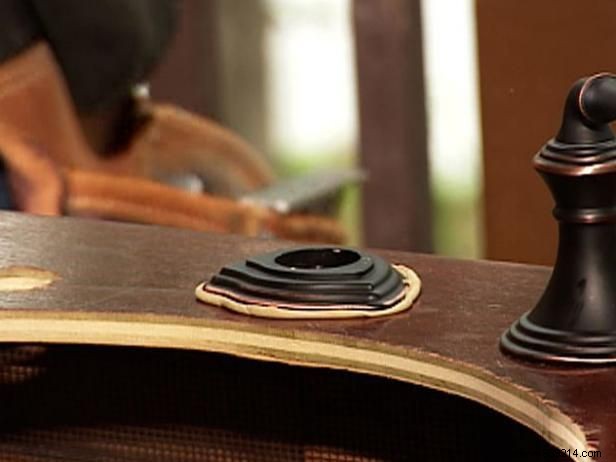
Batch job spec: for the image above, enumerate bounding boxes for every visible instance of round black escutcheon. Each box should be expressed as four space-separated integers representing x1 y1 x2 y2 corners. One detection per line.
205 246 407 311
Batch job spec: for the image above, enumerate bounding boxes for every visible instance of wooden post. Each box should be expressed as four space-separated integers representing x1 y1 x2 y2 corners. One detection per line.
353 0 432 252
216 0 268 155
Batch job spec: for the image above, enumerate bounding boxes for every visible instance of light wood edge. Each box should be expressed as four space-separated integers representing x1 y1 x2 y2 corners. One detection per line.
195 264 421 319
0 310 590 461
0 266 59 291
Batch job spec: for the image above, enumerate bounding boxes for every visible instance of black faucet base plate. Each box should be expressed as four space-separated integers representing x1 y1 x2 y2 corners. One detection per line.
501 313 616 364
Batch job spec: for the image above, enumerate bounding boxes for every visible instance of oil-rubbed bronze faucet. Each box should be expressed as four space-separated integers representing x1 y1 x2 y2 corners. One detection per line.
502 73 616 364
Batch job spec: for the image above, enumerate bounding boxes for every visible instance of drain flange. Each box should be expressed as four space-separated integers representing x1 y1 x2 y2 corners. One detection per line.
196 247 421 319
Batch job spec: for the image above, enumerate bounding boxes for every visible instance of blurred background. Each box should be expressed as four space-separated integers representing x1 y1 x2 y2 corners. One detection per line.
150 0 483 258
150 0 616 266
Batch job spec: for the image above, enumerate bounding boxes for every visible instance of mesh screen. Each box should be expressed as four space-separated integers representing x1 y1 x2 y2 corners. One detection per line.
0 344 568 461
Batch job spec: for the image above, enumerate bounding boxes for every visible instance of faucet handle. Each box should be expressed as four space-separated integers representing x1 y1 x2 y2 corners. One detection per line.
556 73 616 145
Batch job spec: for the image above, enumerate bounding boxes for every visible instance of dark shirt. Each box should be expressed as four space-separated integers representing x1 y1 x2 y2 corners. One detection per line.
0 0 177 112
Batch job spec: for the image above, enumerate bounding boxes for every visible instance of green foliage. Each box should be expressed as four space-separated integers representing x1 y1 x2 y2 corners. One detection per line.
432 181 482 258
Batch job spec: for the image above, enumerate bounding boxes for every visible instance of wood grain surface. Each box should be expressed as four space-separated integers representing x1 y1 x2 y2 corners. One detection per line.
0 212 612 460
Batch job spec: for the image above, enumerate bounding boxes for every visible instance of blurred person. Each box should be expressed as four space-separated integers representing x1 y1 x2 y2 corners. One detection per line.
0 0 344 243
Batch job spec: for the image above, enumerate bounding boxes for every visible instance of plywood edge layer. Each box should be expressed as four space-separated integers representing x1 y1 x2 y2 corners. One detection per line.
0 311 591 461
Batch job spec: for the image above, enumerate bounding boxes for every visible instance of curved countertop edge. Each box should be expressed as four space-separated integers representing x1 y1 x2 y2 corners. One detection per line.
0 309 592 462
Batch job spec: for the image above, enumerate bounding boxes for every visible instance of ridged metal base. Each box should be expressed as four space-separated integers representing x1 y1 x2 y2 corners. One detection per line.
500 313 616 365
206 246 407 311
